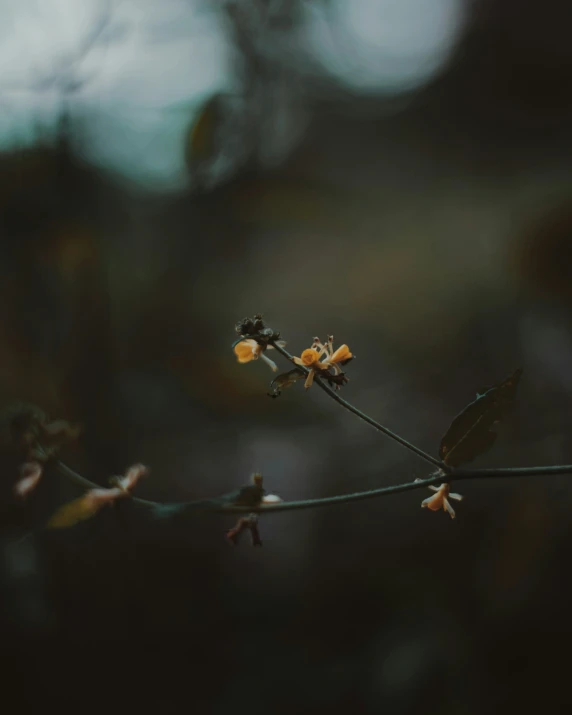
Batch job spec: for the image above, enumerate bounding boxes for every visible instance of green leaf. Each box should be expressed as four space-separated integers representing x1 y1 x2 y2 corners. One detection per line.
439 368 522 467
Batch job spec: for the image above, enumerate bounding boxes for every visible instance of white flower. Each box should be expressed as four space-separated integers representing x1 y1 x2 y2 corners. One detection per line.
416 478 463 519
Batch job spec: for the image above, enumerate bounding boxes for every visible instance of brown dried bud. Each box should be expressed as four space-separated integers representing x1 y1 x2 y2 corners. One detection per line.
235 317 255 335
226 514 262 547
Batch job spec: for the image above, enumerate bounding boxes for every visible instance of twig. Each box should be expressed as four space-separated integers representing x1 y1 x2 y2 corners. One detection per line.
54 460 572 518
452 465 572 479
269 340 444 470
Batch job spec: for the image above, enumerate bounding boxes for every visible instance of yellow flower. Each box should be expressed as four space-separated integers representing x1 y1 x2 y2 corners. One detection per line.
234 338 286 372
416 479 463 519
299 348 321 366
292 336 353 389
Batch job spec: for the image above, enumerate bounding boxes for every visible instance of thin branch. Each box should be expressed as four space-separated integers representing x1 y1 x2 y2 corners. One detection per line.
452 465 572 479
214 464 572 513
269 340 444 470
55 461 225 512
54 459 572 519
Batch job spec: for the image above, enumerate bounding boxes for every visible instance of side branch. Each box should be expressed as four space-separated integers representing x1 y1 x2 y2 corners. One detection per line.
269 340 444 470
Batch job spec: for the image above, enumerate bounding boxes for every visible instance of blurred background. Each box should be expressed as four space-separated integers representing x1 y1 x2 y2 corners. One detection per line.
1 0 572 712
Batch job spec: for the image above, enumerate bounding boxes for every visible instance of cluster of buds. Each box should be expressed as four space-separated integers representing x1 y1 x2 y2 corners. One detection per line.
233 316 354 395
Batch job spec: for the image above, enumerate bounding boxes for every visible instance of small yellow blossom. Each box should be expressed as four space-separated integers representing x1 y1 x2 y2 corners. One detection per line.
299 348 321 366
233 338 286 372
292 336 353 389
416 478 463 519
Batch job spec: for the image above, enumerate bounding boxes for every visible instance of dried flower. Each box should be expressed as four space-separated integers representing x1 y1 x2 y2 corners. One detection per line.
416 478 463 519
109 463 148 492
235 314 281 341
13 461 43 498
235 314 267 337
292 336 353 389
228 472 282 507
234 338 286 372
48 463 148 529
230 472 266 507
226 514 262 547
224 474 282 546
0 403 81 464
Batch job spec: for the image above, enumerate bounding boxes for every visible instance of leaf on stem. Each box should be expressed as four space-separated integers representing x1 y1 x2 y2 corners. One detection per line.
267 368 305 398
439 368 522 467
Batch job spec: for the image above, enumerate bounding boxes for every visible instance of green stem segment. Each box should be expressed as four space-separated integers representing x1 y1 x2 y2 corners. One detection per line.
269 340 444 470
55 460 572 517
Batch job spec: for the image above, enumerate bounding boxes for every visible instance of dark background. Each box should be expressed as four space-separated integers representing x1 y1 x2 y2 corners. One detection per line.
2 1 572 713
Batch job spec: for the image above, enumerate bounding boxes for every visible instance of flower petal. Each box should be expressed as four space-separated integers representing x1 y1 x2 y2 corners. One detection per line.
304 368 316 389
330 344 352 363
14 462 43 498
115 463 148 492
84 487 125 507
421 493 444 511
234 339 258 363
300 348 320 366
443 498 456 519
